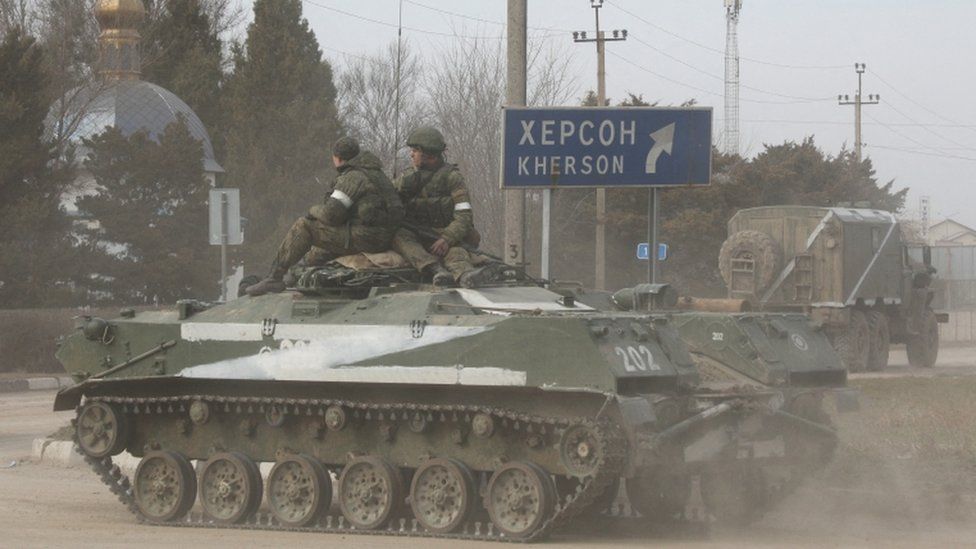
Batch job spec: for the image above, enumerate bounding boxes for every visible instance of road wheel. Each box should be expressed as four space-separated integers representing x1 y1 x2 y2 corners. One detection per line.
718 230 782 295
338 456 404 530
866 311 891 371
907 309 939 368
199 452 263 524
410 458 477 533
266 454 332 527
76 401 127 458
832 310 870 372
133 450 196 522
485 461 555 539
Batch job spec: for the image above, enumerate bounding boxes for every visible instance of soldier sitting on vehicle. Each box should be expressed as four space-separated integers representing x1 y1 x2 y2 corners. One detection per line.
245 137 404 296
392 127 498 288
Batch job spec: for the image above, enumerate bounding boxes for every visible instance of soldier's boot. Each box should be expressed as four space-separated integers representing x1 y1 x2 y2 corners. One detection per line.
245 265 288 297
245 277 286 297
424 264 455 287
458 262 511 289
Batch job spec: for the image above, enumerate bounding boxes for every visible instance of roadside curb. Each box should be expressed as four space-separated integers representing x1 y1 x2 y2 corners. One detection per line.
0 376 74 394
32 439 277 476
31 439 140 473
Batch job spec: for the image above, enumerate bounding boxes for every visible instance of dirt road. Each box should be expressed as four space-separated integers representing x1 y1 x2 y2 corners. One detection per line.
2 390 976 548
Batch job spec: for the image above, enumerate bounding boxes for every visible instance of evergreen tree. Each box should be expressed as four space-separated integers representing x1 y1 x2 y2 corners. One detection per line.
221 0 340 274
141 0 223 134
78 121 218 304
0 27 76 307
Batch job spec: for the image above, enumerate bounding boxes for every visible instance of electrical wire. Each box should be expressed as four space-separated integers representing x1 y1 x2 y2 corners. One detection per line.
736 119 976 129
607 1 848 70
609 51 833 105
869 69 976 134
404 0 574 34
302 0 514 40
629 35 834 102
877 95 974 150
866 144 976 162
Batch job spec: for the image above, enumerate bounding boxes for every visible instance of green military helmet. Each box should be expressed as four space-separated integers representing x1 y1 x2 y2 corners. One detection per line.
406 126 447 154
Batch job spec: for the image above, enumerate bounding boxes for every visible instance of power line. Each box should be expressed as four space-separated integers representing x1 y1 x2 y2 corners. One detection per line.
609 51 832 105
403 0 572 34
302 0 519 40
866 113 945 153
866 144 976 162
880 95 973 150
608 2 848 70
630 36 833 102
737 118 976 128
869 69 976 132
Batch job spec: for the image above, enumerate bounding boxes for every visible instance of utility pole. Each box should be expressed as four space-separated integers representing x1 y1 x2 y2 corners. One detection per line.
504 0 527 268
574 0 626 289
838 63 880 163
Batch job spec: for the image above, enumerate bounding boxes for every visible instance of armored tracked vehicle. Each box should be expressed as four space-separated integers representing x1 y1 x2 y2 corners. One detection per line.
718 205 946 371
55 263 854 541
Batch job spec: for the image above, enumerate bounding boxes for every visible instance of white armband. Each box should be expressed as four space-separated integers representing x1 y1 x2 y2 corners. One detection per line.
454 202 472 211
330 189 353 208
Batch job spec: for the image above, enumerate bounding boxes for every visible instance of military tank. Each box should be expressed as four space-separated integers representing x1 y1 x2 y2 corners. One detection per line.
54 261 855 541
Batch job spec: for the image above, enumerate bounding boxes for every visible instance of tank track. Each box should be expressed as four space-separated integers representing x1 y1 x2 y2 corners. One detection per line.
74 393 627 542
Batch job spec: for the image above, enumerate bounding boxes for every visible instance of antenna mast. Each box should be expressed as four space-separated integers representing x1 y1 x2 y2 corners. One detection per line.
724 0 742 156
393 0 404 177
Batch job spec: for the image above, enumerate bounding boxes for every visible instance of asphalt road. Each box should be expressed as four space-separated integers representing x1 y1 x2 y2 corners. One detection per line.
851 344 976 379
4 382 976 548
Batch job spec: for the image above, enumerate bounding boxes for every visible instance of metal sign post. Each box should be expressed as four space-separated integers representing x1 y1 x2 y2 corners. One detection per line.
501 106 711 285
209 188 243 301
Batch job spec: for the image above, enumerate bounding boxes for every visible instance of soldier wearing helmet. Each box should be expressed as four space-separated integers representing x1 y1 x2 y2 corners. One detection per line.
393 127 488 287
245 137 404 296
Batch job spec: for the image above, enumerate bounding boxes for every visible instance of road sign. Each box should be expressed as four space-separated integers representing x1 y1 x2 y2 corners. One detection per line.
637 243 668 261
208 188 243 245
501 106 712 188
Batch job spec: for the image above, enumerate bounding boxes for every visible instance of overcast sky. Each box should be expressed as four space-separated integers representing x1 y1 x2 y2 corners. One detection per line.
241 0 976 228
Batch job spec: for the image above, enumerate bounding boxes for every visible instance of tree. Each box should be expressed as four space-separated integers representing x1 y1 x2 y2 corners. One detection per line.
423 35 577 253
0 0 31 38
33 0 101 154
337 39 427 176
221 0 340 274
0 27 76 307
141 0 223 134
77 121 218 304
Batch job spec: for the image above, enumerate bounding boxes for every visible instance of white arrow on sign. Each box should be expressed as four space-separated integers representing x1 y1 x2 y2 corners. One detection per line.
645 123 675 174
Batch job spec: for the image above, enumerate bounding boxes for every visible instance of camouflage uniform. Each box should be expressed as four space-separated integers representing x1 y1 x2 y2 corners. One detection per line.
269 151 403 279
392 162 477 281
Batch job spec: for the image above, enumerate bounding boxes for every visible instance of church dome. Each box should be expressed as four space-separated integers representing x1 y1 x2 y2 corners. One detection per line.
48 80 223 173
94 0 146 29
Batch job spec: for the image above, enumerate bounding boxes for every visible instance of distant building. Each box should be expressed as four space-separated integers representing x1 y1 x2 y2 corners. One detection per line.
47 0 222 214
927 218 976 246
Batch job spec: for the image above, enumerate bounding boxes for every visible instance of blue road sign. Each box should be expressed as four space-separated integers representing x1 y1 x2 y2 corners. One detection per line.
637 243 668 261
501 107 712 189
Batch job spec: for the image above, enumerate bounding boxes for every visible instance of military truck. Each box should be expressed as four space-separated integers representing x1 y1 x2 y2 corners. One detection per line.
718 205 945 372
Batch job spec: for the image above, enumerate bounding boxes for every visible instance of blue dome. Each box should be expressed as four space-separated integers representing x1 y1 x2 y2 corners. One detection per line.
47 80 223 173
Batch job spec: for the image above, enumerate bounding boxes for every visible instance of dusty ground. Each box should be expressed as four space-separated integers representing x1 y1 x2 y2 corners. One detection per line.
3 346 976 547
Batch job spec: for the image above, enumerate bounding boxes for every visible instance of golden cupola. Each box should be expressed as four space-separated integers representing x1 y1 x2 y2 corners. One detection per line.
94 0 146 81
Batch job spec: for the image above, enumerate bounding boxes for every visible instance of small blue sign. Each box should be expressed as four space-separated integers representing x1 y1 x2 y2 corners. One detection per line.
637 243 650 260
501 107 712 188
637 243 668 261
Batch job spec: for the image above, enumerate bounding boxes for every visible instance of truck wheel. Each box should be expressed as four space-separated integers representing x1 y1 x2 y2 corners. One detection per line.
718 230 782 295
831 311 870 373
865 311 890 371
907 309 939 368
